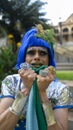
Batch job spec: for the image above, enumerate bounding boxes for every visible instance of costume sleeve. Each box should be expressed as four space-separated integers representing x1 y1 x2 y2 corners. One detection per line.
53 86 70 109
0 75 16 99
47 80 73 109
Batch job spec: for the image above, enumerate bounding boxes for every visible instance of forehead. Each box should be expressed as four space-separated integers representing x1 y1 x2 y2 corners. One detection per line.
26 46 48 51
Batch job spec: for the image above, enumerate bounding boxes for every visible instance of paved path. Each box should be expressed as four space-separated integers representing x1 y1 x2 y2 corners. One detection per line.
61 80 73 87
61 80 73 129
68 121 73 130
68 110 73 121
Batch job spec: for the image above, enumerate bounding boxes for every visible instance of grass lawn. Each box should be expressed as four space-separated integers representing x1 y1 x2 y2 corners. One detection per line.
56 70 73 80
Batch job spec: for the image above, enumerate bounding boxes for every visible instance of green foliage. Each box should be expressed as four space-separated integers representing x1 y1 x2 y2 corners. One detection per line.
56 71 73 80
0 0 48 31
36 24 55 43
0 46 18 87
0 0 49 52
35 24 56 50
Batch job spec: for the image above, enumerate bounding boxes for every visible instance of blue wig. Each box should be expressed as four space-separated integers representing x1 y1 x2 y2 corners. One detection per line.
15 28 56 69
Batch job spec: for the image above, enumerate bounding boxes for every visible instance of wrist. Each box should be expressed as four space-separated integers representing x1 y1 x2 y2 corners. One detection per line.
21 87 30 96
42 101 56 126
10 91 28 116
39 91 48 103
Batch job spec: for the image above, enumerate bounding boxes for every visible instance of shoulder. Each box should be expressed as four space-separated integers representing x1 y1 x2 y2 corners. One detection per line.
47 79 68 97
46 79 69 108
2 74 20 85
3 74 20 80
1 74 21 97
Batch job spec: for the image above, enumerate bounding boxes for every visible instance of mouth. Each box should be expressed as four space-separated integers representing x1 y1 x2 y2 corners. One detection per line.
31 63 43 68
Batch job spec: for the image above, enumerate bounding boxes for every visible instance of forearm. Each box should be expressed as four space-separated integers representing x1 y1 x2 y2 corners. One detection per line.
0 108 19 130
0 91 28 130
48 123 63 130
43 103 66 130
39 92 68 130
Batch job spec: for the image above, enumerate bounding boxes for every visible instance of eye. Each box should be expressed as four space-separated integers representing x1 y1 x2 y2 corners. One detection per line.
40 51 48 56
26 50 35 55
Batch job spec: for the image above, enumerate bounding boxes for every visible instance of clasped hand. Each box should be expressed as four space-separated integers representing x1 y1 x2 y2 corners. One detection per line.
18 66 56 96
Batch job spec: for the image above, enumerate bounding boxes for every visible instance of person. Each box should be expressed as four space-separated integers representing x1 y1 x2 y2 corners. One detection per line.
0 24 73 130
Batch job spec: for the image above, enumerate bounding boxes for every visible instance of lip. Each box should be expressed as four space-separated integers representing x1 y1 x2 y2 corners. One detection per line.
31 63 43 68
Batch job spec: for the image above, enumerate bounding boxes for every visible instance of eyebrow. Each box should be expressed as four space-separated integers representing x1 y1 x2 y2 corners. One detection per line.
38 48 48 52
26 47 48 53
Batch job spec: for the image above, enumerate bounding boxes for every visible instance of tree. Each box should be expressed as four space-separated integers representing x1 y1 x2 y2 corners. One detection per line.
0 0 48 51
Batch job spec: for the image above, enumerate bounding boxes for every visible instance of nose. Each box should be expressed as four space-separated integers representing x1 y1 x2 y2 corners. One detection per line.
34 52 40 61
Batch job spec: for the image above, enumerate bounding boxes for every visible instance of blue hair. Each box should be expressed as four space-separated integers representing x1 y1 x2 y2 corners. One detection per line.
15 28 56 69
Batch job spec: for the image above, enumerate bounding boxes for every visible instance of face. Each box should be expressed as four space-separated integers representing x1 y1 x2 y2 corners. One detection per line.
25 46 49 67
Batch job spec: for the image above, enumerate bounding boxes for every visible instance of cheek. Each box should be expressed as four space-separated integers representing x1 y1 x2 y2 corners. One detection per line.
25 56 32 63
43 57 49 65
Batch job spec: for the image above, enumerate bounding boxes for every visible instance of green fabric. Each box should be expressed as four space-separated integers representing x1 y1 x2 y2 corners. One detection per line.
32 65 47 130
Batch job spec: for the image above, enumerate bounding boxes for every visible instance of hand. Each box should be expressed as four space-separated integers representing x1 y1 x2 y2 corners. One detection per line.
37 66 56 92
18 68 37 94
37 66 56 102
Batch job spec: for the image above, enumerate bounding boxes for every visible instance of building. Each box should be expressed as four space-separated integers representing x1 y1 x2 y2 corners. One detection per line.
54 13 73 47
53 14 73 69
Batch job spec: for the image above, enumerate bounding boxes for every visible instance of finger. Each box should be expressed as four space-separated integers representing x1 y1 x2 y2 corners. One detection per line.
39 70 48 77
20 62 30 70
21 88 29 96
19 68 33 77
48 66 56 74
28 73 37 80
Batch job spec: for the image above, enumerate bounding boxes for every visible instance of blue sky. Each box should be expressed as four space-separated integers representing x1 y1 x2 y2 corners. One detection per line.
41 0 73 25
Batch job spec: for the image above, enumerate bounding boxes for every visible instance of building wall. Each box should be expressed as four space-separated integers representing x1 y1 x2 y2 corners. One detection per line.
54 14 73 44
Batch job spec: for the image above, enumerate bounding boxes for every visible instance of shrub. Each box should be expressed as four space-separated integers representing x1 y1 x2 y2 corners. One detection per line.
0 46 18 88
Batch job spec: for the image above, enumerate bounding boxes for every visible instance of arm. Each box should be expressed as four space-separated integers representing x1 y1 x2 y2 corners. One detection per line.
0 88 28 130
0 98 19 130
37 67 68 130
0 67 37 130
53 108 68 130
39 92 68 130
